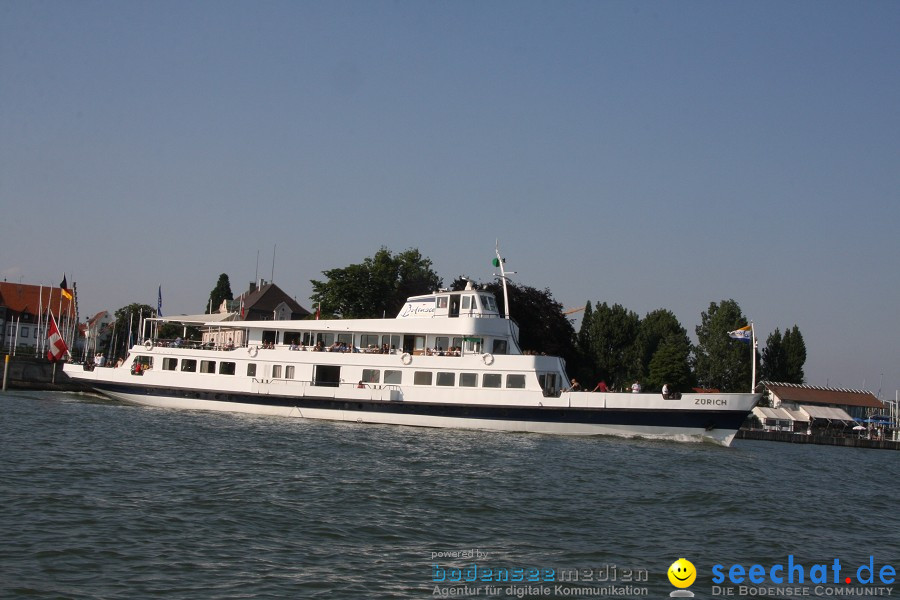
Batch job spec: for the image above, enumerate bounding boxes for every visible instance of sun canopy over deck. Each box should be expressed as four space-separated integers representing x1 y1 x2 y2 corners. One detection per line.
148 313 240 327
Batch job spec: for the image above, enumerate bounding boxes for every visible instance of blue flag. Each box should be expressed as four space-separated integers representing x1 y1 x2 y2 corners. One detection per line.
157 285 163 317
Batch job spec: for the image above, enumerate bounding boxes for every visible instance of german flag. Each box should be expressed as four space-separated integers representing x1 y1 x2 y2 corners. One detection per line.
60 275 73 300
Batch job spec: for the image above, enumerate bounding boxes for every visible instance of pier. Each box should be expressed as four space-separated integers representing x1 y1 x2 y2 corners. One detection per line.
737 428 900 450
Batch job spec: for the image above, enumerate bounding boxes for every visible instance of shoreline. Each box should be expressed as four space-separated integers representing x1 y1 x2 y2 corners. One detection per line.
737 428 900 450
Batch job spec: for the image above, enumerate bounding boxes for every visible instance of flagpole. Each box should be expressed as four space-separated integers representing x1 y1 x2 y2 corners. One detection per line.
37 285 44 357
751 321 757 393
11 316 19 355
66 286 75 354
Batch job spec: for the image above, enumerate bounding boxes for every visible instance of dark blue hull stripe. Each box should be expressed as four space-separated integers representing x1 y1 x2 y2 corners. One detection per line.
94 383 749 431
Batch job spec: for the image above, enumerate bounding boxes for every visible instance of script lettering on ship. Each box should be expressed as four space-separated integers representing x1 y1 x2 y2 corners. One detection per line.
400 301 436 317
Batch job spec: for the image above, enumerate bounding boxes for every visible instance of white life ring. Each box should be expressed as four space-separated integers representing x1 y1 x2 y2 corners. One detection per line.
248 345 259 358
144 339 154 350
482 353 494 365
401 352 412 365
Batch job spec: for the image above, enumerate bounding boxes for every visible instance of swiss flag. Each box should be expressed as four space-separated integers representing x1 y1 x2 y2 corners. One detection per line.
47 314 69 362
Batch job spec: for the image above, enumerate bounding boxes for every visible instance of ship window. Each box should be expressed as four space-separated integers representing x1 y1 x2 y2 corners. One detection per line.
539 373 560 397
460 373 477 387
337 333 353 346
492 339 508 355
384 370 402 384
162 358 178 371
313 364 341 387
506 374 526 389
437 297 448 309
286 332 303 347
463 337 483 354
285 365 295 379
480 295 498 312
181 359 197 372
316 332 335 347
362 369 380 384
200 360 216 374
360 335 379 349
435 337 450 353
462 296 471 310
247 363 257 377
219 362 236 375
262 330 277 345
413 371 433 386
482 374 502 388
436 372 455 387
272 365 282 378
382 335 401 352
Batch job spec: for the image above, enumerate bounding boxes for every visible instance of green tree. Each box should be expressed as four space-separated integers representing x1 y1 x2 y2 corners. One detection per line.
782 325 807 384
207 274 233 314
647 335 694 392
310 248 442 319
760 325 806 384
494 280 576 362
693 299 752 392
639 309 694 391
760 329 785 382
573 301 595 384
586 302 642 391
110 303 155 360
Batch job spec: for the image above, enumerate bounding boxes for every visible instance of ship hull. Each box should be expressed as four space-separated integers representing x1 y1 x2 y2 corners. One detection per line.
87 380 752 446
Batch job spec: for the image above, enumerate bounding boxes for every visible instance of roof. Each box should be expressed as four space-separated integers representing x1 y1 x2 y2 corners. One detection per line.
0 282 75 318
87 311 110 326
762 382 884 409
239 283 309 317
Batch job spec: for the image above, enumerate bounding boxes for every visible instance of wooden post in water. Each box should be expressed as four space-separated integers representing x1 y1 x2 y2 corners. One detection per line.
52 361 57 385
2 354 8 392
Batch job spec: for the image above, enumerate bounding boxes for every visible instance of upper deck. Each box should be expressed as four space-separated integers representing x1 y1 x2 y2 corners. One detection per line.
399 287 501 319
149 286 521 356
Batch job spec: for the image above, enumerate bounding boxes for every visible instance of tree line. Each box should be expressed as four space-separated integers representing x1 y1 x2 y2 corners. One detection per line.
106 247 806 393
307 247 806 393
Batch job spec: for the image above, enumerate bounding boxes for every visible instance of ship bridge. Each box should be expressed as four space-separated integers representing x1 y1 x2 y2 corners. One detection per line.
398 285 501 320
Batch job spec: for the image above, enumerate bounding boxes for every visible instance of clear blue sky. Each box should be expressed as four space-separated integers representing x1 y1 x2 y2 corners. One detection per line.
2 1 898 397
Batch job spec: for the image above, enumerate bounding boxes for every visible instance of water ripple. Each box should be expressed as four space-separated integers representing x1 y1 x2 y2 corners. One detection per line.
2 392 899 598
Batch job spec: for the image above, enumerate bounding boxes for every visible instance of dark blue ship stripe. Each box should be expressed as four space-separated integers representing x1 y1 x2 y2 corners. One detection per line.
93 382 750 431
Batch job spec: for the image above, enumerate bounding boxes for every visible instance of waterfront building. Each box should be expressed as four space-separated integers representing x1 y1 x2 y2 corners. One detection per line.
0 282 79 356
185 280 311 349
752 381 886 435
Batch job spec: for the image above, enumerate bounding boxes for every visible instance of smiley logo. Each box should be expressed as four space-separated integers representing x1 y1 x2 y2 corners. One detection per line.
667 558 696 588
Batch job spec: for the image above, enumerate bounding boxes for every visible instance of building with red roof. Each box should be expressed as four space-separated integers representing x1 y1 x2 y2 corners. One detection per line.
0 281 79 356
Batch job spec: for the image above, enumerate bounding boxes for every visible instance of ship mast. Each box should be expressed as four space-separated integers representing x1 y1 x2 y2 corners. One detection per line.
492 240 514 320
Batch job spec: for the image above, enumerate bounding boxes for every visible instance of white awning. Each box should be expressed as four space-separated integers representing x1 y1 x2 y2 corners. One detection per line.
753 407 800 421
148 313 239 326
800 405 855 422
783 408 810 423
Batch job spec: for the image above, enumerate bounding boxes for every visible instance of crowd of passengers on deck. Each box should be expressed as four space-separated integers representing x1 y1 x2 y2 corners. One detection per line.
148 336 467 357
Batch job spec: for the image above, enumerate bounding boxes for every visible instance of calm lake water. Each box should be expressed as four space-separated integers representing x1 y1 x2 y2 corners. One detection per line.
1 391 898 599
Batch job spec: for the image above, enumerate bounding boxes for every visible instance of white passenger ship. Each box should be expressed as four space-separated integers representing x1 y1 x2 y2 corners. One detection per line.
64 273 760 445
